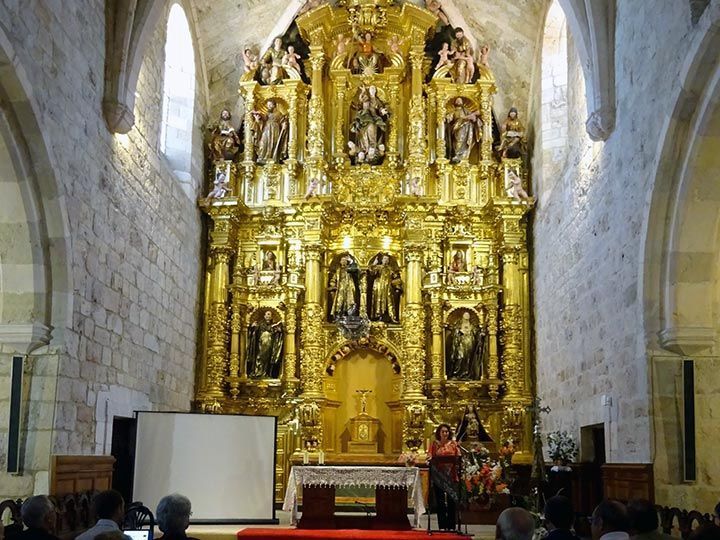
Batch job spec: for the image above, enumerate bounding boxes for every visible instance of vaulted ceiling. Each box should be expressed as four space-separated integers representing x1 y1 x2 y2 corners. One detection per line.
191 0 549 121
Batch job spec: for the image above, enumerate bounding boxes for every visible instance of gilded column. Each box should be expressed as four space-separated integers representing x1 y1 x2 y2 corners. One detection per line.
333 80 347 166
387 81 400 167
500 246 526 399
479 87 493 162
300 244 324 397
282 294 299 385
205 248 231 400
240 86 257 204
429 297 444 381
228 283 244 399
287 91 299 172
307 46 326 161
401 244 425 399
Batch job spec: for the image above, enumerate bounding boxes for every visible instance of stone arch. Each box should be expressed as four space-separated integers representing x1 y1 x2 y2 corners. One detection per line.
643 13 720 355
324 336 401 376
0 26 72 353
539 0 569 195
103 0 209 133
556 0 616 140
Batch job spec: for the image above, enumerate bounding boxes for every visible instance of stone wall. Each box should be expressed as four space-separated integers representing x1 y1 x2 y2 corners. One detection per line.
0 0 207 497
532 0 697 464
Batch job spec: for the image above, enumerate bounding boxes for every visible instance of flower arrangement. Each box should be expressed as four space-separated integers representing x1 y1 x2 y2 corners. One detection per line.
397 450 422 466
546 430 578 470
460 442 514 504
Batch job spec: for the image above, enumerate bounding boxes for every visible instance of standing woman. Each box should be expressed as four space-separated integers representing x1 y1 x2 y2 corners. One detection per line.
429 423 461 531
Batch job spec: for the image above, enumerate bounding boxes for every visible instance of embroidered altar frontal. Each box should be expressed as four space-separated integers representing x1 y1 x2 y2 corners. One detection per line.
195 0 535 503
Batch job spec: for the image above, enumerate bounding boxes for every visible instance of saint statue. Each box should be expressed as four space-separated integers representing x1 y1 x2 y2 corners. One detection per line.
262 250 278 271
499 107 525 159
425 0 450 25
449 250 467 273
445 311 486 380
329 256 359 319
456 405 493 444
368 254 403 323
351 32 385 75
260 37 286 84
247 310 284 378
251 99 289 164
349 86 389 165
445 98 482 163
450 27 474 84
208 109 241 162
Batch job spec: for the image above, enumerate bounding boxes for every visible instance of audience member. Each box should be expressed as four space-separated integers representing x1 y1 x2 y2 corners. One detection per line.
95 533 129 540
544 495 580 540
713 501 720 527
76 490 125 540
591 500 631 540
688 524 720 540
627 499 672 540
497 507 536 540
18 496 60 540
155 495 198 540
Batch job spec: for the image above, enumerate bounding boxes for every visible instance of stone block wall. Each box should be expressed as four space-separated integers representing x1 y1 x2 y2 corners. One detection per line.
532 0 696 463
0 0 207 497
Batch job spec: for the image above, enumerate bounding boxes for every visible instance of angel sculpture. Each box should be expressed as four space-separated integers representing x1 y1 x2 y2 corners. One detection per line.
282 45 302 73
242 47 259 73
207 170 230 199
506 170 531 203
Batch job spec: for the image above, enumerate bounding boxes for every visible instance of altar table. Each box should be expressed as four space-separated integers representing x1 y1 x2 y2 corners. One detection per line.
283 466 426 529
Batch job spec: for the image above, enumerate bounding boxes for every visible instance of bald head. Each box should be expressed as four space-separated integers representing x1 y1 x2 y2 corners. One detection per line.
496 507 536 540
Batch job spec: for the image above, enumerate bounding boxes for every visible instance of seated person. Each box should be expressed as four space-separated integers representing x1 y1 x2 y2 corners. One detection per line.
627 499 672 540
76 490 125 540
544 495 580 540
497 507 536 540
155 495 199 540
18 496 60 540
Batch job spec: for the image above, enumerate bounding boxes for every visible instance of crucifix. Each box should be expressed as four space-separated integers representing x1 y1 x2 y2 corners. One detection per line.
356 389 372 414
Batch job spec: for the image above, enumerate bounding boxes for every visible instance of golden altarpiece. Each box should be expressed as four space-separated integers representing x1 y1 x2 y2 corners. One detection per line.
197 0 534 501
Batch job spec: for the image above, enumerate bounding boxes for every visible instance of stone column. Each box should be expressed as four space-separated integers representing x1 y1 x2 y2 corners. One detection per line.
401 245 425 399
300 244 324 397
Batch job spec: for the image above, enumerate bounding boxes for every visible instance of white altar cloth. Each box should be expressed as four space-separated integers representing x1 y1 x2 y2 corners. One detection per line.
282 465 426 527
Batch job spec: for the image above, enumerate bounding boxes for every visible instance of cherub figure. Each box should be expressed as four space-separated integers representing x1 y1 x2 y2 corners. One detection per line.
506 170 531 203
479 44 490 67
334 33 352 59
409 176 423 196
436 42 453 71
387 35 405 54
305 175 321 199
282 45 302 73
242 47 259 73
208 171 230 199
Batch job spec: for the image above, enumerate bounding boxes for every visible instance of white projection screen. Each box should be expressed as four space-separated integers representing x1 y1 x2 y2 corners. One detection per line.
133 412 277 523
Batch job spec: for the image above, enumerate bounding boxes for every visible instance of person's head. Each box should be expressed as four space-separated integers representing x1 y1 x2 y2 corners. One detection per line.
382 255 390 264
441 42 449 50
689 524 720 540
156 494 192 534
455 27 464 38
362 99 371 110
462 312 471 323
454 97 464 107
364 32 372 41
95 532 127 540
591 500 630 540
509 107 518 119
274 37 282 49
288 45 295 54
435 423 452 441
544 495 574 531
714 501 720 527
93 490 125 524
496 507 536 540
264 310 273 322
221 109 231 120
21 495 56 532
266 99 276 111
368 85 377 97
340 256 348 267
627 499 658 535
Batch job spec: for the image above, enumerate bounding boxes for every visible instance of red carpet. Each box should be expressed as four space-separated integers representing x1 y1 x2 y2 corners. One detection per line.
237 530 471 539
